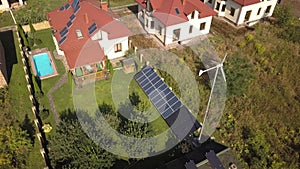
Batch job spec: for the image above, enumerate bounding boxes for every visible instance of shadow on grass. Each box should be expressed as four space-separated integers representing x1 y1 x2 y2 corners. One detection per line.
20 114 36 144
0 30 18 84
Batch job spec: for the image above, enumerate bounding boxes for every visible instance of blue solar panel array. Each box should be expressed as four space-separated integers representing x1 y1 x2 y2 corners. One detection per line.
72 0 80 9
67 21 72 27
134 66 183 119
59 6 65 11
88 23 97 35
59 27 68 38
65 3 70 9
58 36 67 46
70 14 76 21
74 5 81 14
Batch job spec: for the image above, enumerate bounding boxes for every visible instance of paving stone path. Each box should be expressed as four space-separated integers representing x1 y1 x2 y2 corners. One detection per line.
48 73 68 124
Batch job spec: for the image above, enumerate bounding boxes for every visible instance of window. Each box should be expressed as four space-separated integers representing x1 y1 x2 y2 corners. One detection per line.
200 22 206 30
257 8 261 15
216 2 220 10
221 5 226 12
114 43 122 52
191 11 195 19
189 25 193 33
230 7 235 16
244 10 252 21
75 30 83 39
173 29 180 41
266 5 271 13
146 19 149 27
151 21 154 29
208 0 212 4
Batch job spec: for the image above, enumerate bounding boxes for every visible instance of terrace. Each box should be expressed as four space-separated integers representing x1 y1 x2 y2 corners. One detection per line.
70 61 110 86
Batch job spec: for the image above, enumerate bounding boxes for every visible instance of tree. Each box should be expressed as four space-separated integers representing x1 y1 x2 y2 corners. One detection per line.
17 24 29 47
0 127 31 169
49 117 116 169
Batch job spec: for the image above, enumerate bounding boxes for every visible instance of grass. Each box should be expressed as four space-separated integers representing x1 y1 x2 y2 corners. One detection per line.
1 30 45 168
0 12 14 28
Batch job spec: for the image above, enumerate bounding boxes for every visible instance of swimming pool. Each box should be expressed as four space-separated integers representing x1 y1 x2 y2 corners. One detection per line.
33 53 54 77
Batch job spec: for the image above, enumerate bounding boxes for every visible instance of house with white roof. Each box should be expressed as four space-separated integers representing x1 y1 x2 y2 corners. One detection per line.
47 0 132 84
202 0 277 26
136 0 217 46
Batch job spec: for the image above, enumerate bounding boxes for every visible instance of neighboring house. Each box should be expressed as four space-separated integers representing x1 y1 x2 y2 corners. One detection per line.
136 0 217 46
0 40 8 87
47 0 131 84
0 0 24 11
203 0 277 26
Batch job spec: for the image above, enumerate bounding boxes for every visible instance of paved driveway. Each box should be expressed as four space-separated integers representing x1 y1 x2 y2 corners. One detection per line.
118 14 146 35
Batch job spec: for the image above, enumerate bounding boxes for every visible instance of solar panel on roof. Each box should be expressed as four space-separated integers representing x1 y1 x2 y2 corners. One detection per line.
70 14 76 21
67 21 72 27
65 3 70 9
72 0 79 9
88 23 98 35
134 66 183 119
59 27 68 38
59 6 65 11
58 36 67 46
74 5 81 14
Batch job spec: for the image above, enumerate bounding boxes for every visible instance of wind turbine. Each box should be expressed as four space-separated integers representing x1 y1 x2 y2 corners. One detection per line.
198 53 227 143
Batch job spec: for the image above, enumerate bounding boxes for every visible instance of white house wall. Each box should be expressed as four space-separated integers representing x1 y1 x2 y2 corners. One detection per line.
0 0 10 11
236 0 277 25
52 35 65 56
98 31 129 60
164 16 212 45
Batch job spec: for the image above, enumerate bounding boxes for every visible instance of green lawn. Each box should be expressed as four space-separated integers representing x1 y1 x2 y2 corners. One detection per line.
2 31 46 169
0 12 14 28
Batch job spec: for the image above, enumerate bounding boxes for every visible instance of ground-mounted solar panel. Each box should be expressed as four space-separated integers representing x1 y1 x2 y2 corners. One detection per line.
134 66 183 119
67 21 72 27
58 36 67 46
70 14 76 21
88 23 97 35
65 3 70 9
59 27 68 38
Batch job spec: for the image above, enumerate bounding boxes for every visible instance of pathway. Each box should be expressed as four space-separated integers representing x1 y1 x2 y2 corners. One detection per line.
48 72 68 124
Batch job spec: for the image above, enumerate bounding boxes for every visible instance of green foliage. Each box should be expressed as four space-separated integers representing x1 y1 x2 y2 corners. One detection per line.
0 127 32 169
280 24 300 44
224 52 256 97
29 23 36 33
273 5 293 27
17 24 28 47
254 42 266 55
106 59 114 75
49 118 116 169
245 34 254 42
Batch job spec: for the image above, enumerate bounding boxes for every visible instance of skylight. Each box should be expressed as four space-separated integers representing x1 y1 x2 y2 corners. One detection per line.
76 30 83 39
175 7 180 15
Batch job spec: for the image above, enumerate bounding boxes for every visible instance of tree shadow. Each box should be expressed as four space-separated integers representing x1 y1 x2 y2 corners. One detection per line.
0 30 18 84
129 92 141 107
20 114 36 144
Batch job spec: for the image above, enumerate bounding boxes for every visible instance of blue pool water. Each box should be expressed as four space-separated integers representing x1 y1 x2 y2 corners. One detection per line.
33 53 54 77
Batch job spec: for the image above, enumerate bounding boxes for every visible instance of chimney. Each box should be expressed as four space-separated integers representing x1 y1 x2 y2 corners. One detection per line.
84 13 89 24
100 1 108 11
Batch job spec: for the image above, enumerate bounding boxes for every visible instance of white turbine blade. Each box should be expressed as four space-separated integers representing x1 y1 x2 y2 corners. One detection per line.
221 53 227 64
199 70 204 76
220 67 226 82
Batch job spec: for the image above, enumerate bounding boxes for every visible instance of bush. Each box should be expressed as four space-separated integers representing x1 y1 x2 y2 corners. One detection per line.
273 5 293 27
254 42 266 55
245 34 254 42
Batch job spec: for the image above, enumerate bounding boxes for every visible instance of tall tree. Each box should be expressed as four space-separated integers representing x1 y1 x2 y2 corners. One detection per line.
49 117 116 169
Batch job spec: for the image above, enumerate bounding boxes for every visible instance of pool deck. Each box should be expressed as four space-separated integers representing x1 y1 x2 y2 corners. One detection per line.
29 48 58 80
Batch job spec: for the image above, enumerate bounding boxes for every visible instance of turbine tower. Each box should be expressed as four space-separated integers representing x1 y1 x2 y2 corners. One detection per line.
198 54 227 143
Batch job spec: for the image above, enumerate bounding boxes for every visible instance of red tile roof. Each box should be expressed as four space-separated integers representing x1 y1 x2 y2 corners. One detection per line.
183 0 217 18
233 0 260 6
136 0 216 26
47 0 131 69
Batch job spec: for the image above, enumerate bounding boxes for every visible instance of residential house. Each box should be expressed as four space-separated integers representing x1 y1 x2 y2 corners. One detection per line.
0 0 24 11
0 40 7 87
203 0 277 26
47 0 131 85
136 0 217 46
